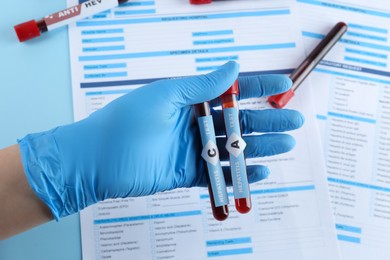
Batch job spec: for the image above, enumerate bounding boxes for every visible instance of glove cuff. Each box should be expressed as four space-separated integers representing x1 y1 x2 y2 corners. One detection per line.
18 129 77 220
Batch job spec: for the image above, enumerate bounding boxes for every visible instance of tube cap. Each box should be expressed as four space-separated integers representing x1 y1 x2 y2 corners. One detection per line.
221 79 239 96
268 89 295 109
189 0 212 4
14 20 41 42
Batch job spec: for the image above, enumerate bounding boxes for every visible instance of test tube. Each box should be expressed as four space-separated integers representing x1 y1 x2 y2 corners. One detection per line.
267 22 348 108
220 80 251 213
195 102 229 221
14 0 129 42
189 0 212 4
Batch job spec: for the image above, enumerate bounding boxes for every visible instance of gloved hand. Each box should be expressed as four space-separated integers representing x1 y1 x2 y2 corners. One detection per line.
18 61 304 220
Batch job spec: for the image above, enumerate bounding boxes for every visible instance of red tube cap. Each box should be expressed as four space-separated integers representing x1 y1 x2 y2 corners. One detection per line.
14 20 41 42
189 0 212 4
268 89 295 109
221 79 239 96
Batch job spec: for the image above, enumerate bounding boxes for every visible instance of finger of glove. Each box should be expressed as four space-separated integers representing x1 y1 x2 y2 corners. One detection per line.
212 109 304 135
169 61 239 108
209 74 291 107
238 74 292 99
223 165 270 187
217 133 296 160
197 165 270 187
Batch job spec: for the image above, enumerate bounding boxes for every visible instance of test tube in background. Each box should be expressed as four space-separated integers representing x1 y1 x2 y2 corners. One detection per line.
189 0 212 4
220 80 251 213
195 102 229 221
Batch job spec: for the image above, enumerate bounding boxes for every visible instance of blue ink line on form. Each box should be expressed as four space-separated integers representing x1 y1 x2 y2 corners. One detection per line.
297 0 390 18
82 45 125 52
82 37 124 43
84 72 127 79
79 69 295 88
79 43 295 61
201 185 315 199
302 31 324 39
76 9 290 27
315 67 390 85
92 14 108 19
328 177 390 193
328 111 376 124
193 30 234 37
344 56 386 68
345 48 387 59
84 63 127 70
115 9 156 16
193 38 235 45
337 234 361 244
316 114 327 120
348 23 388 34
206 237 252 247
82 28 124 35
336 224 362 234
86 89 132 96
119 1 155 7
207 248 253 257
250 185 315 195
347 31 387 42
195 55 238 62
94 210 202 224
319 60 390 77
302 31 390 51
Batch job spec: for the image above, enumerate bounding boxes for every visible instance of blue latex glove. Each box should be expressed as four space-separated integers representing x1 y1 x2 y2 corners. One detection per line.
18 61 304 220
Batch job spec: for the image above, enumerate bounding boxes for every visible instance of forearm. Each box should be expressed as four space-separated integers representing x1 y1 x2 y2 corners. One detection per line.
0 144 53 240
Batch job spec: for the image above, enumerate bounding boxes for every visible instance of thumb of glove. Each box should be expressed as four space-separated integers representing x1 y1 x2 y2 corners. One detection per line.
170 61 240 108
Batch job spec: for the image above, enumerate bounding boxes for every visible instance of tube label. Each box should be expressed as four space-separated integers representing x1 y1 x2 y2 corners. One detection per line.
223 107 249 199
44 0 119 31
198 115 229 207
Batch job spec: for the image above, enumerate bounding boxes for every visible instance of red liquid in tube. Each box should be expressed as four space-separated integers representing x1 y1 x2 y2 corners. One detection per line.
195 102 229 221
220 80 251 213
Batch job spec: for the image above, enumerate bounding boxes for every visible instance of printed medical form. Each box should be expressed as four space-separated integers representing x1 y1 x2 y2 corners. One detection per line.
297 0 390 259
66 0 339 259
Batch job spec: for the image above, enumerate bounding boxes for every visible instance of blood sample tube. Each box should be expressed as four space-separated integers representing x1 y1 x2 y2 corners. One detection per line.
220 80 251 214
14 0 129 42
195 102 229 221
189 0 212 4
268 22 348 108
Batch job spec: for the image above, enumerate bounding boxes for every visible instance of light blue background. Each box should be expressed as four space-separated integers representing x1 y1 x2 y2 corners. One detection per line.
0 0 82 259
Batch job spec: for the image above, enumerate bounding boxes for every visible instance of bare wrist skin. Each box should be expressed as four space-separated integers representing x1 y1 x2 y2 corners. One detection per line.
0 144 53 240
